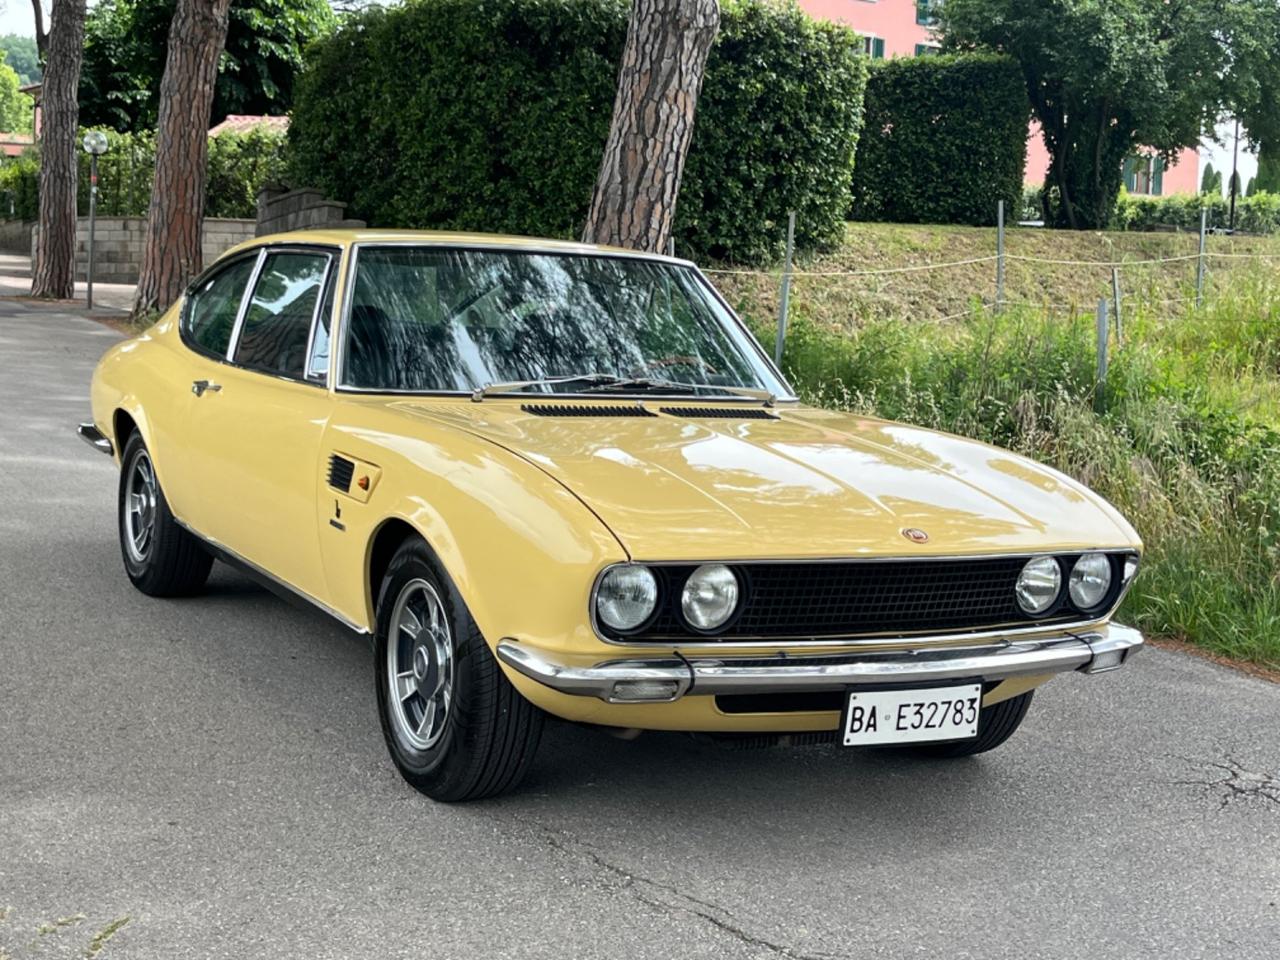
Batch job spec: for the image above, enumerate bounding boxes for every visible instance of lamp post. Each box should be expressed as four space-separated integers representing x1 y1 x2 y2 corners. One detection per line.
82 131 109 310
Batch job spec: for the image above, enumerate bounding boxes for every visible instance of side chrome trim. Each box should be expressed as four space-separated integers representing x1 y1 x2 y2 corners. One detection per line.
77 422 114 455
173 517 370 635
496 624 1145 703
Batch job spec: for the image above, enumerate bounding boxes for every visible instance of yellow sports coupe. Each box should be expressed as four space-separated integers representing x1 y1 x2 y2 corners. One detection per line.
79 230 1144 801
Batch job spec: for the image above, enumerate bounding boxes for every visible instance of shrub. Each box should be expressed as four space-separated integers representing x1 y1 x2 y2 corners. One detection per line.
1114 190 1280 234
287 0 866 263
0 126 286 221
849 54 1028 226
0 148 39 220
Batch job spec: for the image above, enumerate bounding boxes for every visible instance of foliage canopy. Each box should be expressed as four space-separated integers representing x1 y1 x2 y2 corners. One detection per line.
78 0 336 132
288 0 866 263
942 0 1278 229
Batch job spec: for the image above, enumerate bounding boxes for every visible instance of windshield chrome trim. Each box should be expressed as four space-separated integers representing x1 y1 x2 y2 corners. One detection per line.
333 241 798 401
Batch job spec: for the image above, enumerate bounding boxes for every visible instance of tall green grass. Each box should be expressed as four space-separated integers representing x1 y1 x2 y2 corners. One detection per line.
757 269 1280 668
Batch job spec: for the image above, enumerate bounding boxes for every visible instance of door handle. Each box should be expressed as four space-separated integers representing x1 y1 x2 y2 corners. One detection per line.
192 379 222 397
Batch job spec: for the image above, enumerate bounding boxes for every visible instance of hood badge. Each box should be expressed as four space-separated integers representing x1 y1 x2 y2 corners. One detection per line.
901 528 929 544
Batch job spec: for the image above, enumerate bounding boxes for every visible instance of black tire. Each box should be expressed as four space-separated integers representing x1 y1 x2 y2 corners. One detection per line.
374 536 544 801
910 690 1034 759
117 432 213 597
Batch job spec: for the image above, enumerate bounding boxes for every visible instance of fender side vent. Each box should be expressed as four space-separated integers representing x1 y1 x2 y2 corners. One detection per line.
520 403 655 418
660 406 778 420
327 454 355 492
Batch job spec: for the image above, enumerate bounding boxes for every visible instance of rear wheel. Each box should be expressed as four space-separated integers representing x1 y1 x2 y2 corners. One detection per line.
117 433 212 597
911 690 1034 758
374 536 543 801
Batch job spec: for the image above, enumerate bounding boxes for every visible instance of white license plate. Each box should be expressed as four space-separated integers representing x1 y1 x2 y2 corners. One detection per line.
841 684 982 746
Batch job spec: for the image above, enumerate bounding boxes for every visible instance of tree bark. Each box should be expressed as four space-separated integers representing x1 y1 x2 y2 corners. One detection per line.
31 0 85 300
31 1 48 62
581 0 719 253
30 0 84 300
132 0 232 318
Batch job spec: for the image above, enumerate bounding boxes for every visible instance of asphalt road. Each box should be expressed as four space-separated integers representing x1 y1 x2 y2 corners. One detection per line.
2 303 1278 960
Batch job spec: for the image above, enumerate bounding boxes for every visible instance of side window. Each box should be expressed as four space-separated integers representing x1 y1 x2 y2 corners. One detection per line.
306 263 338 384
234 252 330 380
183 255 257 358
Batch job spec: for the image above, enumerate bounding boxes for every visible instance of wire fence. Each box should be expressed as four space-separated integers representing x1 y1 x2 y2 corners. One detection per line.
704 201 1280 410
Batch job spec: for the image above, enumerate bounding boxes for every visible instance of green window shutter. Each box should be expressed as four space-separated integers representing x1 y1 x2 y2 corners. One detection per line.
873 37 885 59
1152 157 1164 196
1122 157 1137 192
917 1 934 25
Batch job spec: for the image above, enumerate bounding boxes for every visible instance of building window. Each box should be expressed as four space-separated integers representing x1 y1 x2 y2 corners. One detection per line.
1123 154 1165 196
860 35 886 58
917 0 941 26
915 43 941 56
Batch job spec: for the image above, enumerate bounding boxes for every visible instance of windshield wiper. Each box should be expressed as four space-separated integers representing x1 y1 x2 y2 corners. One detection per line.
471 373 620 401
472 373 775 406
578 376 776 406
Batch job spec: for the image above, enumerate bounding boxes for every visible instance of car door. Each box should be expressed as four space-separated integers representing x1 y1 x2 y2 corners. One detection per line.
180 245 341 602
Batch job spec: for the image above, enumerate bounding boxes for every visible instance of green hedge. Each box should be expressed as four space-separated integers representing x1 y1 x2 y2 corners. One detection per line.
849 54 1028 226
0 126 287 222
1115 191 1280 234
287 0 866 263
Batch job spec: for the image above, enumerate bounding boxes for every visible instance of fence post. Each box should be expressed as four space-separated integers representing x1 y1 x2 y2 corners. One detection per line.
996 199 1005 312
774 210 796 366
1195 207 1207 308
1111 267 1123 347
1095 298 1109 412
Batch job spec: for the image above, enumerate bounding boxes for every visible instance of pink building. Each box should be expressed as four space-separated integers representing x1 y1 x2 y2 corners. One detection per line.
796 0 1199 196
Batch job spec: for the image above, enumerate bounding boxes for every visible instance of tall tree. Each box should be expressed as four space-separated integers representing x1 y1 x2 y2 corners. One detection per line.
31 0 85 300
582 0 719 252
30 1 49 62
941 0 1255 229
132 0 232 316
1200 163 1222 197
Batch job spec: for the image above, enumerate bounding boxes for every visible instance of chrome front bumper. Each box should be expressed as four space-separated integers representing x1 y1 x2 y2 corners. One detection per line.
496 625 1144 703
77 422 113 456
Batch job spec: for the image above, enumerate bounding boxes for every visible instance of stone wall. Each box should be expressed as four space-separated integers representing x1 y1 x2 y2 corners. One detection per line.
256 187 365 237
0 220 33 254
29 216 256 283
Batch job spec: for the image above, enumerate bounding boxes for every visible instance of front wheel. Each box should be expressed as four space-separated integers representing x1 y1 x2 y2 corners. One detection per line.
910 690 1034 759
117 433 212 597
374 537 543 801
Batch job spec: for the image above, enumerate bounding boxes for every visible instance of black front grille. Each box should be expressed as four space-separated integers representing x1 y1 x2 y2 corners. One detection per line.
521 403 654 418
609 555 1122 642
327 454 355 492
659 406 778 420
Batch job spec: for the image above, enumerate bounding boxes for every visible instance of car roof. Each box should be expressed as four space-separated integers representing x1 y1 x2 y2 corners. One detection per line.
221 228 694 267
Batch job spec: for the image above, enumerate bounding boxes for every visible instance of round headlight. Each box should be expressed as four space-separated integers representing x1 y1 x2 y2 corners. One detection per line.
680 564 739 631
596 565 658 632
1016 556 1062 614
1069 553 1113 610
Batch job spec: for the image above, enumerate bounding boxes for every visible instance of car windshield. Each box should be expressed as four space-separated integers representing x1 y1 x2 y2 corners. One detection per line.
339 246 788 397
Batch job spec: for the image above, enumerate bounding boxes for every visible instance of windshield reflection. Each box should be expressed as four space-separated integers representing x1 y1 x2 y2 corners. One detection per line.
340 246 785 396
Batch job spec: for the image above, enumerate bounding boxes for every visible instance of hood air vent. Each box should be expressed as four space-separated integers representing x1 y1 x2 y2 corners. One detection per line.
520 403 655 418
327 454 355 492
660 406 778 420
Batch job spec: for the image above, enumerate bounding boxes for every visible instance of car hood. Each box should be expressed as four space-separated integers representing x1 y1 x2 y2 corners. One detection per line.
390 401 1138 561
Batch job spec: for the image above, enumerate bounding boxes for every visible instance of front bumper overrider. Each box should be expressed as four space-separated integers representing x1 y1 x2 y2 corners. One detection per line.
496 624 1144 704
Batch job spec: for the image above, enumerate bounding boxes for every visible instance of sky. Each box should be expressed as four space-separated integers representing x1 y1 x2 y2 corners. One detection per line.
0 2 36 38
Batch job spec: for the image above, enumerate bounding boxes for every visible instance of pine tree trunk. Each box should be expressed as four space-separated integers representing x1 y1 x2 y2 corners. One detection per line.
30 0 85 300
132 0 232 317
582 0 719 253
